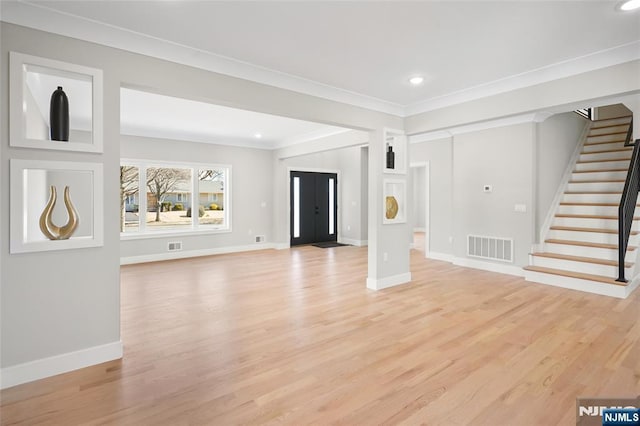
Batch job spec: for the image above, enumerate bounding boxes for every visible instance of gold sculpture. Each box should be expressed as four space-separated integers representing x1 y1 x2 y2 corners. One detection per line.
386 195 399 220
39 186 79 240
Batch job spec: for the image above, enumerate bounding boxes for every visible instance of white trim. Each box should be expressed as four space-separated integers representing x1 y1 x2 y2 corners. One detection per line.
538 120 591 243
120 243 275 265
338 237 368 247
10 159 104 254
0 1 404 116
413 227 426 233
9 51 104 153
404 40 640 116
0 340 122 390
366 272 412 291
409 112 553 142
4 2 637 117
427 251 454 262
453 257 524 277
274 242 290 250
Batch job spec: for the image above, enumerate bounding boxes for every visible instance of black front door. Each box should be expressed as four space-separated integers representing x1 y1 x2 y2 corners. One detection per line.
290 171 337 246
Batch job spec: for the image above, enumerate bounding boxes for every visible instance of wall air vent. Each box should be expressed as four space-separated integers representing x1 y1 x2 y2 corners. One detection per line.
467 235 513 263
255 235 265 243
167 241 182 252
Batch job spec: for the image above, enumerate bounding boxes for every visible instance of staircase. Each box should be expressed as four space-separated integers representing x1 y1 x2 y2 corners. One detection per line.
524 115 640 298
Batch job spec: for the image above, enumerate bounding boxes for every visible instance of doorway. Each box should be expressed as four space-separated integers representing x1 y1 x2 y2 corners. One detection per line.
409 162 430 255
290 171 338 246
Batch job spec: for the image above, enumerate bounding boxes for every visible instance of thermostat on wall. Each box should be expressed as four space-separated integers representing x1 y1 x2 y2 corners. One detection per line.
483 185 492 193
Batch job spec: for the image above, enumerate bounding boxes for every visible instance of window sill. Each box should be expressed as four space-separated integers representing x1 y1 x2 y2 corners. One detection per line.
120 227 232 240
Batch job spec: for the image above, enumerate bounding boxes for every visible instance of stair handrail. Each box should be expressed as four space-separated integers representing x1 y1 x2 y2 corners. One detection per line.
617 117 637 282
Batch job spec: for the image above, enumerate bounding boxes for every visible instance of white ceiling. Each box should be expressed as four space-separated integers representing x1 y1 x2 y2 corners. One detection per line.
120 89 349 149
7 0 640 115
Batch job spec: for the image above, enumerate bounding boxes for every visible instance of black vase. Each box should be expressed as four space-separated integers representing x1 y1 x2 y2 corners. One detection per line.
50 86 69 141
386 145 395 169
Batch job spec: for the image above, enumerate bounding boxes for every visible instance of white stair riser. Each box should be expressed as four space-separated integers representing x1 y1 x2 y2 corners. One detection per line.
548 229 619 244
589 125 630 136
567 182 624 192
557 205 619 215
586 134 629 144
579 151 633 162
575 160 630 172
530 256 630 277
562 193 623 204
557 205 640 216
582 142 628 153
571 171 628 181
523 270 628 298
592 118 632 128
553 217 639 230
543 243 636 262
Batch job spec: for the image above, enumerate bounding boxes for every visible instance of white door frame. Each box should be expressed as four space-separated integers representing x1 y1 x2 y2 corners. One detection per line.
409 161 430 256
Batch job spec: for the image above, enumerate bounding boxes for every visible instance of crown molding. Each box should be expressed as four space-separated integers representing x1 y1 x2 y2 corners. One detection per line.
0 1 405 116
408 112 554 143
404 40 640 117
3 1 639 119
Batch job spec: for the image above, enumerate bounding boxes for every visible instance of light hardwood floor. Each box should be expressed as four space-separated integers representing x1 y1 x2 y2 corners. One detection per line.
1 246 639 425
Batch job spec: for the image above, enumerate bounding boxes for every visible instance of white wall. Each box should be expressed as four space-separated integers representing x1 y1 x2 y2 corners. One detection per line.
536 112 587 241
409 166 426 230
120 135 273 261
595 103 631 120
0 22 404 387
410 124 535 267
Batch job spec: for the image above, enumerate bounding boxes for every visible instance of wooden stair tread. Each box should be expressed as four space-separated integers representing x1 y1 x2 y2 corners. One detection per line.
550 225 638 235
545 239 636 251
591 115 632 124
589 122 632 130
555 213 640 220
559 202 640 206
531 252 632 267
568 179 625 183
572 168 628 173
581 147 632 154
584 140 627 146
564 191 622 194
586 131 629 138
576 158 631 164
523 266 626 286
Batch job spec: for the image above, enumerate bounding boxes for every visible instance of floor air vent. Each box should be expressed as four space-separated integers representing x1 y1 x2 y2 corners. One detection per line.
467 235 513 263
167 241 182 252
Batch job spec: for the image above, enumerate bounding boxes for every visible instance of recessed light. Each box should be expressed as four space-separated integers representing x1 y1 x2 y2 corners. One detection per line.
254 133 262 139
620 0 640 10
409 76 424 86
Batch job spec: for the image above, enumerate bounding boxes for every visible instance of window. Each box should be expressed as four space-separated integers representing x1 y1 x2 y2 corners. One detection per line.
120 161 230 236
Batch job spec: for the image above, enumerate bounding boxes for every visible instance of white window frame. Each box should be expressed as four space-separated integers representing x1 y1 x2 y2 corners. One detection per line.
120 159 231 239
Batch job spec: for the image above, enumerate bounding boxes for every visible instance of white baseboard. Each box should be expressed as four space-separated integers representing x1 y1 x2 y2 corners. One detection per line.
366 272 412 291
120 243 276 265
274 243 290 250
339 237 368 247
453 257 525 277
0 340 123 390
413 227 426 233
427 251 454 262
426 252 523 277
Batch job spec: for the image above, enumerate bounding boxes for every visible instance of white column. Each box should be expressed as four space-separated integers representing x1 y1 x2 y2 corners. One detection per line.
366 128 412 290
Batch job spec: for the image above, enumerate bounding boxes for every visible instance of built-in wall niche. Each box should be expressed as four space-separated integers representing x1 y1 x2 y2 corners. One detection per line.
10 159 104 254
383 178 407 224
9 52 103 153
383 128 407 174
